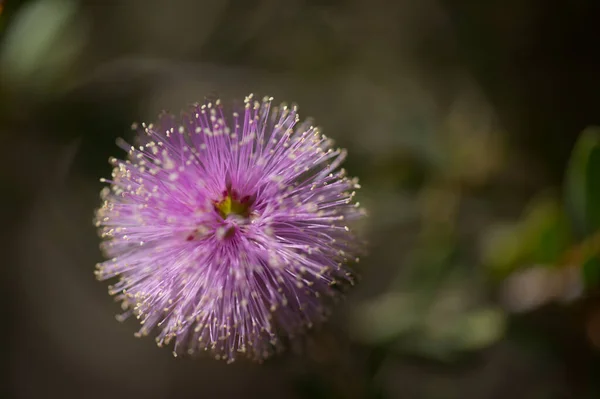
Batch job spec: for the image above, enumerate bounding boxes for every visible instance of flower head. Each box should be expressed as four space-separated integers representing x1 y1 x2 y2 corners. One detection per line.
95 94 365 362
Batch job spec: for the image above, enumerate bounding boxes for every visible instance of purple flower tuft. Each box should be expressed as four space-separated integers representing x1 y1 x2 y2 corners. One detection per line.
94 94 365 363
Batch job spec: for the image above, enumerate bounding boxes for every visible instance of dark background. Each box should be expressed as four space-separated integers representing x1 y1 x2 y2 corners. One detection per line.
2 0 600 398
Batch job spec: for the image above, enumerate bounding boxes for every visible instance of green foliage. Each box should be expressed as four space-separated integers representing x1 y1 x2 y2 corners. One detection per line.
481 197 572 278
481 127 600 299
0 0 87 99
565 126 600 236
564 127 600 287
350 285 506 361
582 256 600 289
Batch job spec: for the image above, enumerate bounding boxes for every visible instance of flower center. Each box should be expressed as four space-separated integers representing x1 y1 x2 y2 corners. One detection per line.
214 194 251 219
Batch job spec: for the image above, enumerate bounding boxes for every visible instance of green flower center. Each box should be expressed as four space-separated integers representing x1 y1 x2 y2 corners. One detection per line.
215 195 251 219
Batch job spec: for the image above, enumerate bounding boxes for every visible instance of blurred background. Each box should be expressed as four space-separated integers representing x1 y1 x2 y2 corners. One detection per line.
3 0 600 398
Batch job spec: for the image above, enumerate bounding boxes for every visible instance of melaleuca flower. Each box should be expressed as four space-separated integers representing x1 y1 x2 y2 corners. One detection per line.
95 94 365 363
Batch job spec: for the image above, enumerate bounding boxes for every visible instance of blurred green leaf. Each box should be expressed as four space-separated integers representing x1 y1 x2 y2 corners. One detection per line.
521 198 572 264
416 284 505 358
353 280 506 360
480 222 522 275
482 197 572 277
586 146 600 231
458 308 506 351
349 292 423 344
565 126 600 236
582 256 600 289
0 0 87 96
391 305 505 361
